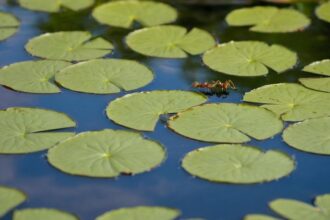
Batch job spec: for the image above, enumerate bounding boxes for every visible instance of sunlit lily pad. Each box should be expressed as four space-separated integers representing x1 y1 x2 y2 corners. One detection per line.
13 208 78 220
93 1 177 28
48 129 165 177
96 206 180 220
18 0 94 12
243 83 330 121
0 12 20 41
226 6 310 33
316 2 330 23
106 91 207 131
0 186 26 217
182 144 295 184
0 60 71 93
55 59 153 94
270 194 330 220
202 41 297 77
25 31 113 62
168 103 283 143
126 25 216 58
0 107 75 154
244 214 279 220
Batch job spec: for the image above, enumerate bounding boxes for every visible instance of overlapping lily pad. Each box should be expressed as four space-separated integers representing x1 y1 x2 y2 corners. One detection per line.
226 6 310 33
0 186 26 217
96 206 181 220
244 214 279 220
25 31 113 62
0 12 20 41
243 83 330 121
316 2 330 23
202 41 297 77
168 103 283 143
48 129 166 177
0 60 71 93
55 59 153 94
13 208 78 220
126 25 216 58
18 0 94 12
106 91 207 131
0 107 75 154
182 144 295 184
93 1 177 28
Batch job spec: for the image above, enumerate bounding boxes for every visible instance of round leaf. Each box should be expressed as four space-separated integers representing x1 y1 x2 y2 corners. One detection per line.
0 12 19 41
18 0 94 12
106 91 207 131
316 2 330 23
244 214 279 220
303 59 330 76
168 103 283 143
182 144 295 184
0 186 26 217
13 208 78 220
202 41 297 77
48 129 166 178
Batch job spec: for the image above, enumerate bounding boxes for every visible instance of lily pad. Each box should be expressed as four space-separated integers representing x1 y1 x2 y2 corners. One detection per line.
96 206 181 220
270 194 330 220
0 12 20 41
48 129 166 178
283 117 330 155
18 0 94 12
13 208 78 220
92 1 177 28
202 41 297 77
244 214 279 220
126 25 216 58
316 2 330 23
226 6 310 33
0 60 71 93
168 103 283 143
106 91 207 131
182 144 295 184
0 186 26 217
55 59 153 94
244 83 330 121
0 107 75 154
25 31 113 62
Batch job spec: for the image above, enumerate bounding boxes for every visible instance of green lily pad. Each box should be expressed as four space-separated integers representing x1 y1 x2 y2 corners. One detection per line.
48 129 166 178
18 0 94 12
0 107 75 154
13 208 78 220
316 2 330 23
96 206 181 220
202 41 297 77
55 59 153 94
270 194 330 220
25 31 113 62
283 117 330 155
226 6 310 33
244 214 279 220
303 60 330 76
106 91 207 131
0 186 26 217
168 103 283 143
0 60 71 94
126 25 216 58
182 144 295 184
0 12 20 41
92 0 177 29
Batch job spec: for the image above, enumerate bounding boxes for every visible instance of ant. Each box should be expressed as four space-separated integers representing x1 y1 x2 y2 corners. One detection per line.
192 80 236 96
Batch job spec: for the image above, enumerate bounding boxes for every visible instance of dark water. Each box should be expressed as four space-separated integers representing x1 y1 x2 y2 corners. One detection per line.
0 2 330 220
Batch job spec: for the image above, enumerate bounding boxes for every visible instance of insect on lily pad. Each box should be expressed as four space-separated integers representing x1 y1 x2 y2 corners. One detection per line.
18 0 95 13
0 186 27 218
13 208 78 220
0 12 20 41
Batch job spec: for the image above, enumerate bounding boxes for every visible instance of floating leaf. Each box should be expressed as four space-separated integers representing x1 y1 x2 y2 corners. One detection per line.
168 103 283 143
48 129 165 178
0 186 26 217
55 59 153 94
96 206 180 220
106 91 207 131
316 2 330 23
93 0 177 28
0 60 71 94
0 107 75 154
0 12 19 41
126 25 216 58
18 0 94 12
202 41 297 77
226 6 310 33
25 31 113 62
243 83 330 121
182 144 295 184
13 208 78 220
244 214 279 220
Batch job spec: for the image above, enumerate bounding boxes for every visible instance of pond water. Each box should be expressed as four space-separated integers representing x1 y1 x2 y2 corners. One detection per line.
0 1 330 220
